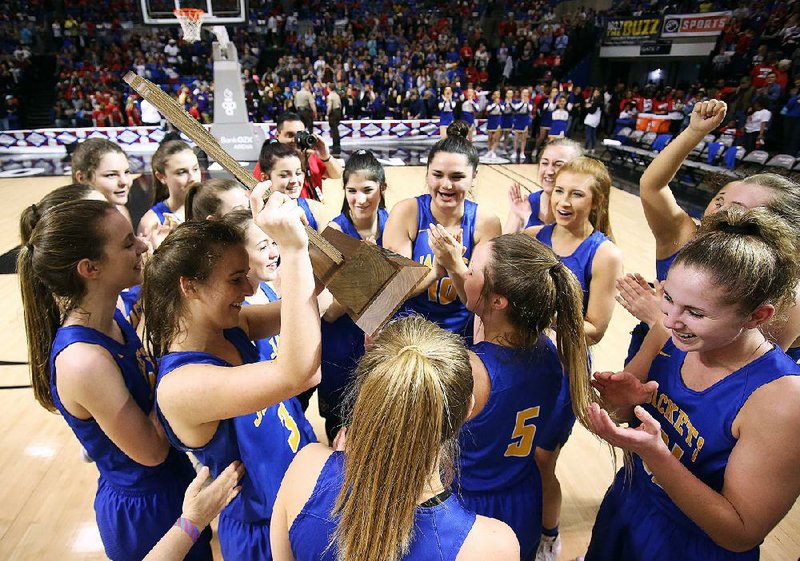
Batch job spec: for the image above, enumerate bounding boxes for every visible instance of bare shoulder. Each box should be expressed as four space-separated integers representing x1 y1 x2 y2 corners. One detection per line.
457 515 519 561
55 342 119 386
741 374 800 428
136 209 159 235
281 443 334 509
474 207 502 239
595 238 623 266
326 220 343 232
388 197 419 219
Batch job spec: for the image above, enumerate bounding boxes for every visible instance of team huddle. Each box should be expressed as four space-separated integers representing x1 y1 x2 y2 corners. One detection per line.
18 99 800 561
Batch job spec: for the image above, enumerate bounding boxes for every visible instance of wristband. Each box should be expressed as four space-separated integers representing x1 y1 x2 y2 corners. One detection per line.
320 155 331 162
175 516 201 543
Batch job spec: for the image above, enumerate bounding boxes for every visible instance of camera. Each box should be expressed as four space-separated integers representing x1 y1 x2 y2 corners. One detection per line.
294 130 317 150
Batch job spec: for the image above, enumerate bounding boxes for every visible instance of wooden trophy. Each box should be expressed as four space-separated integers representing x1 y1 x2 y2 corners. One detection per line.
123 72 428 335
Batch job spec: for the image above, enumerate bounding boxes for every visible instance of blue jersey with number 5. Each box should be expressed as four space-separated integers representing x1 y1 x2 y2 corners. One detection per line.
457 339 563 559
400 193 477 336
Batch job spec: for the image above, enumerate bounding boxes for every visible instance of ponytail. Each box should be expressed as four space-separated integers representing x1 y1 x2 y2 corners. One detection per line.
333 316 473 561
549 262 593 431
17 245 61 411
17 199 116 411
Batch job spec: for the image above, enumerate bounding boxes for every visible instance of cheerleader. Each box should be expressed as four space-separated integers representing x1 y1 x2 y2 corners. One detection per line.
511 88 533 162
461 87 479 141
501 89 515 154
485 90 503 159
438 85 457 137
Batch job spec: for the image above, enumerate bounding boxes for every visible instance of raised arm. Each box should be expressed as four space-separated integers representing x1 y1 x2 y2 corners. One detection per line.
505 183 534 234
158 190 321 432
639 100 727 257
56 344 170 466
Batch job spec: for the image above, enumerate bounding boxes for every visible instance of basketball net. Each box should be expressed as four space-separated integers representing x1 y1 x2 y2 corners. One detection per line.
174 8 204 43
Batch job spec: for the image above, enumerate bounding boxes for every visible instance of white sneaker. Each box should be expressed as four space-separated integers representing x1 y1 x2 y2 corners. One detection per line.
535 534 561 561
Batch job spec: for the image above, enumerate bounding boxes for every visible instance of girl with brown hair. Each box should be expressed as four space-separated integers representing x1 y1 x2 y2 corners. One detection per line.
18 199 211 560
71 137 134 223
146 187 319 561
586 207 800 560
429 230 598 560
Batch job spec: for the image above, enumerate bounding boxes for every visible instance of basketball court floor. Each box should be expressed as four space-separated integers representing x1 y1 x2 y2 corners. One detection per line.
0 149 797 559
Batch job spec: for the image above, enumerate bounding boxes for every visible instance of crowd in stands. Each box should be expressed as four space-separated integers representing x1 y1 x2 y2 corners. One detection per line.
2 0 800 158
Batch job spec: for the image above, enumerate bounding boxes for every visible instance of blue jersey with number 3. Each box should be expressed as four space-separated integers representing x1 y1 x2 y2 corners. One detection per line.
401 194 477 335
156 327 316 525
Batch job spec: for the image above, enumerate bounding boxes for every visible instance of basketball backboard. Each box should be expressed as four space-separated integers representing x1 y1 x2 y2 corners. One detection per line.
141 0 246 24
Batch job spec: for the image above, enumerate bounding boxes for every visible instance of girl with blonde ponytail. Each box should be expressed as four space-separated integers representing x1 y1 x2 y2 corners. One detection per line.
428 230 598 559
521 155 622 559
270 316 519 561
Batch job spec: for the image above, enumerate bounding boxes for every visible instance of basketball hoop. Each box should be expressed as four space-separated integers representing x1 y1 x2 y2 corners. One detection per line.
174 8 204 43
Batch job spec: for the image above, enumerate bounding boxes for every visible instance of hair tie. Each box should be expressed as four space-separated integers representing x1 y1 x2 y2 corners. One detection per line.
719 222 757 236
398 344 423 355
26 242 34 253
30 203 39 220
355 149 368 155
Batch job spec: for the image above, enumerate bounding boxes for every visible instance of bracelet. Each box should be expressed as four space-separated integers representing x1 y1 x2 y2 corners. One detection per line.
320 155 332 162
174 516 201 543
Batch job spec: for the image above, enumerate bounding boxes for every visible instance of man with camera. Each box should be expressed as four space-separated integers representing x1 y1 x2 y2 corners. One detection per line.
254 111 342 200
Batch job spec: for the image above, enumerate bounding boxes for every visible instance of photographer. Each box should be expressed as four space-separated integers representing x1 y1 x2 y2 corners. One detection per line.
255 111 343 200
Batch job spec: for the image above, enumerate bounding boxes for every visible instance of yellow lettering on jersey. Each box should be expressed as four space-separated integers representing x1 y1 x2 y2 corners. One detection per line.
505 407 540 458
664 398 679 425
277 403 301 452
254 407 268 428
269 335 280 361
691 437 705 463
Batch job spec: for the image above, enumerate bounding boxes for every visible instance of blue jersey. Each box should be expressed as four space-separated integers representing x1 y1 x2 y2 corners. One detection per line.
525 190 544 228
656 249 680 281
536 223 609 312
297 198 318 231
149 200 173 225
250 282 280 362
401 194 478 337
586 340 800 561
536 224 608 450
50 310 210 561
289 452 477 561
319 210 388 428
118 284 142 330
458 339 563 559
156 327 316 561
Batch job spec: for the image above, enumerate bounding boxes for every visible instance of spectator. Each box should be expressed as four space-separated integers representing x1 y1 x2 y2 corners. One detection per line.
741 97 772 151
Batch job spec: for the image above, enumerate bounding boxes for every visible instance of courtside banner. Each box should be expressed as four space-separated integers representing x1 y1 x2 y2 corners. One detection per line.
602 17 661 45
660 11 732 38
